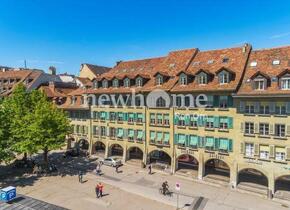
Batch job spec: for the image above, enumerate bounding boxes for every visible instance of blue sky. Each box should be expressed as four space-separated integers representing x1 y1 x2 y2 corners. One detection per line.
0 0 290 75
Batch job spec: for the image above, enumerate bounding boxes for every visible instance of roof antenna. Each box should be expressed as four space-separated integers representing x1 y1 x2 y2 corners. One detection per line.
24 59 27 68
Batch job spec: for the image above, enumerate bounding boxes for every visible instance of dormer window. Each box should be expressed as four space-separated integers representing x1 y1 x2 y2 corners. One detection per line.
254 78 265 90
136 77 143 87
222 57 229 63
156 75 163 86
218 71 229 84
272 59 280 65
124 78 130 87
102 80 108 88
71 96 77 105
93 81 98 89
250 61 257 67
112 79 119 88
179 74 187 85
197 72 207 84
280 77 290 90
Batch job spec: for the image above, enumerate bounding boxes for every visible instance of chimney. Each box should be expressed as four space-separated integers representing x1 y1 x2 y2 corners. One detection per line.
49 81 55 91
242 43 248 54
116 60 122 66
48 66 56 75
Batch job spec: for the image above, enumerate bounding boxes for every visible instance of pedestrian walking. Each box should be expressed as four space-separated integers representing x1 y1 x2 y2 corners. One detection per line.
115 165 119 173
148 164 152 175
97 182 104 197
95 183 100 198
78 171 83 183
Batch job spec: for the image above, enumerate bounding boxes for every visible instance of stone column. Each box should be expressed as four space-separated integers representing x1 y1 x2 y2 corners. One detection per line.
122 144 127 163
268 172 275 199
171 155 176 174
198 153 204 180
105 142 109 158
230 161 238 188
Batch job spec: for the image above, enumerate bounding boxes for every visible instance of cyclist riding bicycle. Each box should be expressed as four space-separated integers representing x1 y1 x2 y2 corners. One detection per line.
162 181 169 195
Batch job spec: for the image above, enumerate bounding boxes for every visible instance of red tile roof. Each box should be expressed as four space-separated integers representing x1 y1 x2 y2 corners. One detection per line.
171 45 251 93
237 46 290 96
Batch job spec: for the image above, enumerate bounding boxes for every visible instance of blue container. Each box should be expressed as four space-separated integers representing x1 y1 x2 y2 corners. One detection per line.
0 186 16 202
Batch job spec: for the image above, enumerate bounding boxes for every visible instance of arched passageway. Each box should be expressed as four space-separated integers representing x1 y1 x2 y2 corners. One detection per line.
78 139 89 150
238 168 268 187
94 141 105 156
204 159 230 182
176 154 198 177
110 144 123 157
128 147 143 160
274 175 290 200
148 150 171 171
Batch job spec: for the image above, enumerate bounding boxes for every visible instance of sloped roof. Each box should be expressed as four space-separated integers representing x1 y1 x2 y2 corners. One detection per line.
237 46 290 96
82 63 111 76
171 45 251 92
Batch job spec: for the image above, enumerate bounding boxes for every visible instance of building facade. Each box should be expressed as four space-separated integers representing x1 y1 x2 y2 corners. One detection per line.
60 44 290 199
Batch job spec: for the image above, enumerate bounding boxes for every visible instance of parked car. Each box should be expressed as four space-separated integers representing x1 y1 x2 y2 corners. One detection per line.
100 157 122 167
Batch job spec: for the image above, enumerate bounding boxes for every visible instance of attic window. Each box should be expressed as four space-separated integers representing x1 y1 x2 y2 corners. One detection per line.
179 74 187 85
136 77 143 87
272 59 280 65
222 57 229 63
93 81 98 89
156 75 163 86
218 71 229 84
250 61 257 67
102 80 108 88
197 72 207 84
113 79 119 88
253 78 265 90
124 78 130 87
207 60 214 64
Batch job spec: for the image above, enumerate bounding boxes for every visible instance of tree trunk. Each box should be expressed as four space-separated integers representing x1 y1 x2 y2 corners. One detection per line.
23 152 27 161
43 147 48 166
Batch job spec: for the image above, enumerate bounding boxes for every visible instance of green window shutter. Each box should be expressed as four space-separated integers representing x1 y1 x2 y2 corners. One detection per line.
205 137 214 147
174 115 179 125
198 136 203 147
163 133 170 144
228 139 233 152
213 95 219 107
185 135 189 146
228 96 233 107
185 115 190 125
150 131 156 141
106 112 110 120
213 116 219 128
214 138 220 150
189 136 198 146
228 117 233 129
174 134 178 144
124 113 128 121
198 116 204 127
133 113 137 121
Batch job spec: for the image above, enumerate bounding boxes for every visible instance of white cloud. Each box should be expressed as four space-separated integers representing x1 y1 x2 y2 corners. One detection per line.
270 32 290 39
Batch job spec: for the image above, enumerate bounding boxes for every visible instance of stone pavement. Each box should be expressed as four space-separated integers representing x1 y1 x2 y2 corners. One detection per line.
84 162 289 210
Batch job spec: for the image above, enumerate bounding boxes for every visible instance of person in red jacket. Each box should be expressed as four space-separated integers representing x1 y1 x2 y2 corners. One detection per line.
97 182 104 197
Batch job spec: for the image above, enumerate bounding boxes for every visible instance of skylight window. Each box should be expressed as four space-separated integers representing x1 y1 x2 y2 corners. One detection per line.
207 60 214 64
222 57 229 63
272 59 280 65
192 61 200 66
250 61 257 67
169 63 175 68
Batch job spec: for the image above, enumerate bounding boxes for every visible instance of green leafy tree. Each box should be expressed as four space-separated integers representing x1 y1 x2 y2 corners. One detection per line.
2 84 35 160
0 100 13 162
28 91 70 165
